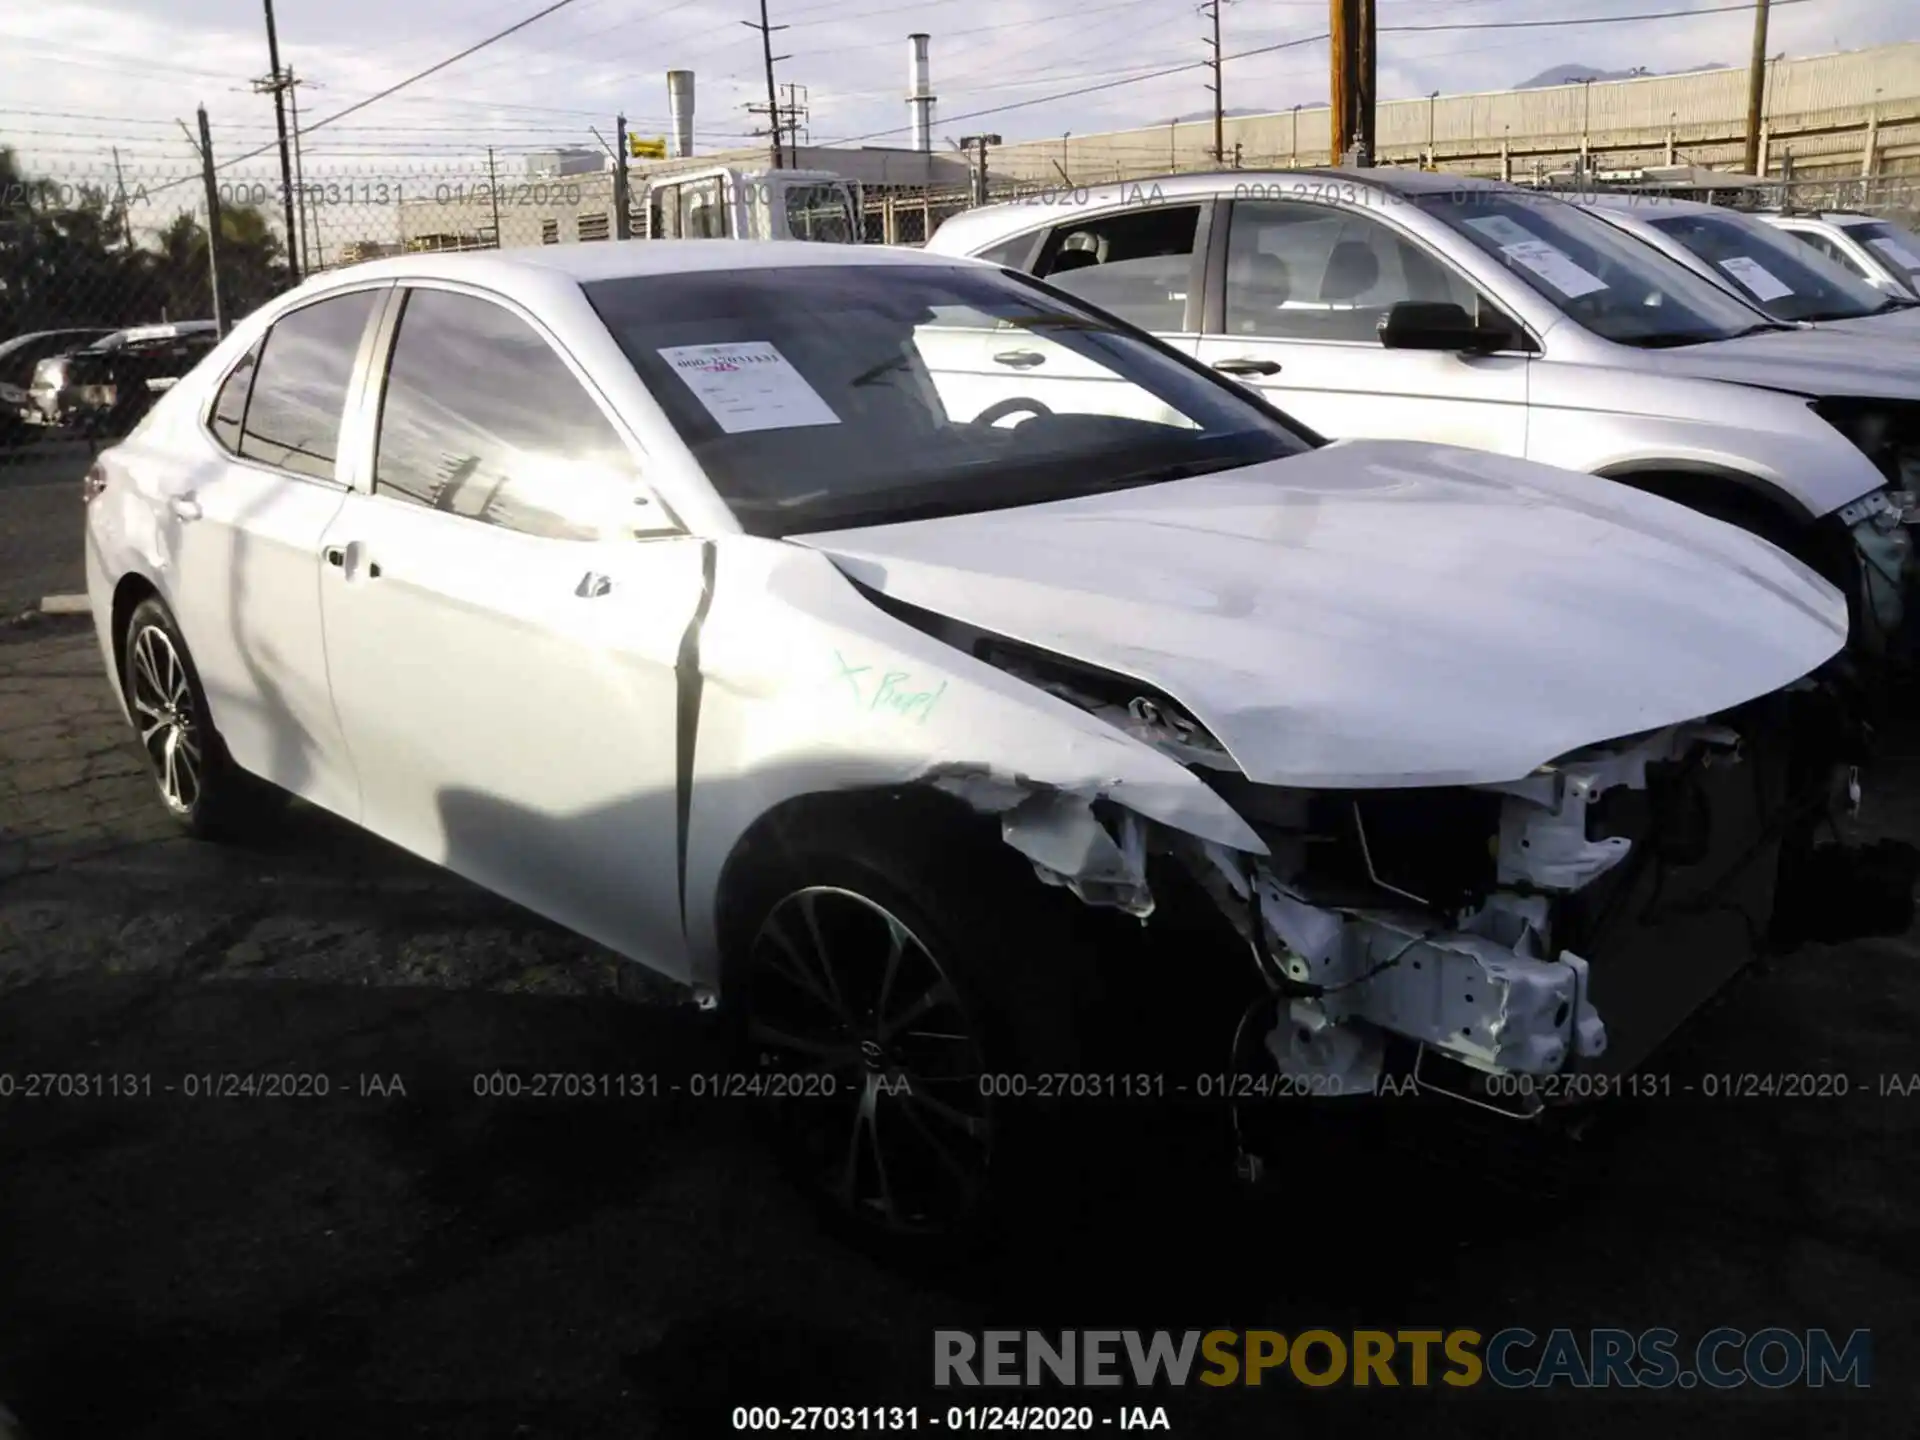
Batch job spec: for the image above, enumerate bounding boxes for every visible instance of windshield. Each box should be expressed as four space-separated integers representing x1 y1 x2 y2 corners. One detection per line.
583 263 1311 537
784 183 858 243
1641 208 1895 321
1415 189 1775 346
1839 219 1920 295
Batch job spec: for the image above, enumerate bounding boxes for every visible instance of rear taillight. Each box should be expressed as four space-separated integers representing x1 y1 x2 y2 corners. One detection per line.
82 462 107 503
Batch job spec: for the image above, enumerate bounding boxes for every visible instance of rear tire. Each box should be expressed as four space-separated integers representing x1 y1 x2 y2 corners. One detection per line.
122 596 284 842
725 801 1101 1267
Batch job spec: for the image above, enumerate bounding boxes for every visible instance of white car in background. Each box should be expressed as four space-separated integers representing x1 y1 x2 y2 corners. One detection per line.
1761 211 1920 300
82 240 1883 1252
926 170 1918 669
1577 193 1920 341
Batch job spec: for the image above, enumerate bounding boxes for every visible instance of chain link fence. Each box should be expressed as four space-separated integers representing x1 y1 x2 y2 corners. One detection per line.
7 125 1920 461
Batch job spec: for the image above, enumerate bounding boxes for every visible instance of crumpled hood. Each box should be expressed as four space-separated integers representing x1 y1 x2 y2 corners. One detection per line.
796 439 1847 789
1637 323 1920 398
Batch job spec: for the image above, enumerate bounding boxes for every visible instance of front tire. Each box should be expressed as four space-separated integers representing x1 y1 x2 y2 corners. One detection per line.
728 802 1098 1264
122 597 279 841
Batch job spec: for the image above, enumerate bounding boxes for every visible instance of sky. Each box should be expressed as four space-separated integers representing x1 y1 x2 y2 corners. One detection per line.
1 0 1913 209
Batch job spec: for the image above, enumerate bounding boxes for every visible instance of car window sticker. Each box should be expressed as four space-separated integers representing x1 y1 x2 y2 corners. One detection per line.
1716 255 1794 302
1865 235 1920 269
657 340 842 434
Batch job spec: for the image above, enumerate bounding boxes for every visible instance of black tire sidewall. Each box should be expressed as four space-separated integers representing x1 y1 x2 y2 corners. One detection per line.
727 807 1096 1259
122 596 237 838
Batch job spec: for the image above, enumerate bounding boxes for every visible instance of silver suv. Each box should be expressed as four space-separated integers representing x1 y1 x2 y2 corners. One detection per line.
926 169 1917 662
1577 193 1920 341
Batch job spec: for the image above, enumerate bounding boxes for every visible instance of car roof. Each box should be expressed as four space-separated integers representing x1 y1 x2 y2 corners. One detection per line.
313 238 977 292
929 165 1513 251
1579 193 1720 218
1756 211 1876 226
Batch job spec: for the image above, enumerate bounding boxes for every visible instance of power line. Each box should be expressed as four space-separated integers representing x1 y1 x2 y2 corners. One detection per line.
817 29 1331 147
135 0 592 198
1378 0 1809 32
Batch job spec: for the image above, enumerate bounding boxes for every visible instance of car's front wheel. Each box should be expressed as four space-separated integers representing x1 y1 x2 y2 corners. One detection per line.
729 802 1098 1262
122 597 280 841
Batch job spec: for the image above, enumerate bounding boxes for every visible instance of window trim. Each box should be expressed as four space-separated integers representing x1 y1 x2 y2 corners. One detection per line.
198 279 397 491
353 277 681 538
1215 194 1542 356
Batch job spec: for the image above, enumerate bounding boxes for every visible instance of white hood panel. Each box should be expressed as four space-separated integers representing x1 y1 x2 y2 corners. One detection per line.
796 440 1848 790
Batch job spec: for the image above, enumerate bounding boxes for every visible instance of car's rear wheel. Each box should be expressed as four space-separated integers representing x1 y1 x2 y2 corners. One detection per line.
122 597 281 841
728 803 1098 1264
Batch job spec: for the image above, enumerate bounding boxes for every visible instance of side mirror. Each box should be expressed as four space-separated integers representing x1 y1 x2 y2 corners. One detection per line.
1378 300 1522 353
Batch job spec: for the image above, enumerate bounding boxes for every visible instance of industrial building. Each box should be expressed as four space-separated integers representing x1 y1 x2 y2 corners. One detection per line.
393 37 1920 253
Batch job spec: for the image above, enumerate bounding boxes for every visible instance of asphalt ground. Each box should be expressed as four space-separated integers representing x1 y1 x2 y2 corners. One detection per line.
1 445 1917 1439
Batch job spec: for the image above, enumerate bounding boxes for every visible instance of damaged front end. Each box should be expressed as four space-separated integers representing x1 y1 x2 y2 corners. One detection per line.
952 643 1911 1126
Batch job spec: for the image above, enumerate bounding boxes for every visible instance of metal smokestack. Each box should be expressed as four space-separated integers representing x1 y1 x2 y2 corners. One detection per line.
907 34 935 153
667 69 695 159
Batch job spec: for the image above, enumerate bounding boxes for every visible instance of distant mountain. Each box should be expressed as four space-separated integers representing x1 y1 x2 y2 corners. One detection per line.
1516 61 1729 88
1160 107 1269 125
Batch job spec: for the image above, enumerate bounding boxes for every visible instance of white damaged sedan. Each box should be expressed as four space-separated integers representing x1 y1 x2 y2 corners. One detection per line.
83 241 1869 1247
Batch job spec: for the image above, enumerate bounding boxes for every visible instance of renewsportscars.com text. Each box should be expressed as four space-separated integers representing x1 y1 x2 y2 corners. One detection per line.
934 1328 1871 1390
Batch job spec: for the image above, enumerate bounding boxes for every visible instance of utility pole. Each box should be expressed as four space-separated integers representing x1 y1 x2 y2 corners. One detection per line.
1201 0 1226 166
195 106 224 336
958 134 1000 206
110 145 134 248
1353 0 1375 166
1742 0 1771 176
1330 0 1351 163
285 69 313 272
612 117 632 239
487 146 505 246
743 0 788 170
778 82 809 166
255 0 301 282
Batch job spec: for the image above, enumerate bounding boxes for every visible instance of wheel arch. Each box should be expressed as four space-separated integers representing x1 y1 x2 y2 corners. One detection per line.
1593 460 1818 552
709 783 1008 997
109 570 162 700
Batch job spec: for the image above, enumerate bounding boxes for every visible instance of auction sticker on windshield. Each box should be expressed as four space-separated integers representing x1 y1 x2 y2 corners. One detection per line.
1499 239 1607 298
1717 255 1793 302
1866 236 1920 269
1464 214 1538 248
658 341 841 434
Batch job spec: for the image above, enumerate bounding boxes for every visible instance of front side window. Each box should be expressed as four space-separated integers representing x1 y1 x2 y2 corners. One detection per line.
238 290 380 479
1644 209 1896 321
373 288 647 541
1225 200 1483 342
583 263 1311 538
1839 219 1920 295
1032 205 1204 332
1416 189 1772 347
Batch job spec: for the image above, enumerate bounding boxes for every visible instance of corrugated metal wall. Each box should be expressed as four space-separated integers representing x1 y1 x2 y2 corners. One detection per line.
993 41 1920 185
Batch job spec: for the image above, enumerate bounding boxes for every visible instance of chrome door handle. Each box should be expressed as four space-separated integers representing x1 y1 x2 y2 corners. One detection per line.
1214 358 1282 376
576 571 613 598
168 494 203 521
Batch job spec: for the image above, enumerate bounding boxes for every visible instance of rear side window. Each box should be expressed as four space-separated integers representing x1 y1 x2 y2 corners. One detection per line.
1032 205 1203 332
372 287 645 541
209 342 261 453
238 290 380 480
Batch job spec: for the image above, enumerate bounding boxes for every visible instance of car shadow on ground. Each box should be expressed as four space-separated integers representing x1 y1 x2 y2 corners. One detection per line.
1 652 1916 1436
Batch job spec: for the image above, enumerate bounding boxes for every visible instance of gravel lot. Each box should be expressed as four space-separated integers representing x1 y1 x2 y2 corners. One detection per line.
1 599 1918 1436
